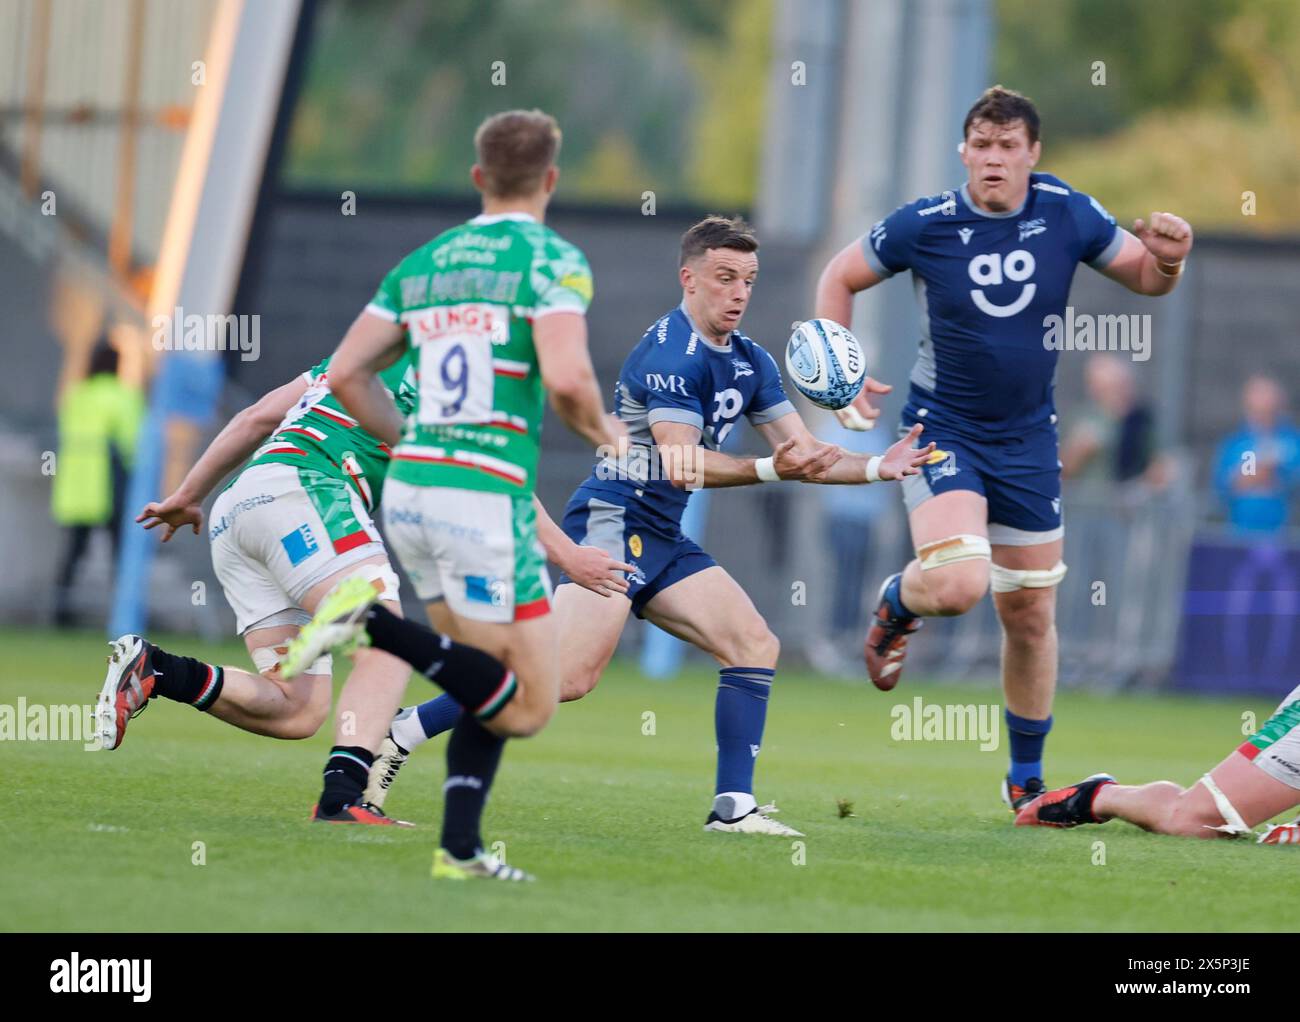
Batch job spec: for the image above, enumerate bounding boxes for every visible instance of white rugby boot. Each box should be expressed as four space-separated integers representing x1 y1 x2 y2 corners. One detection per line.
705 796 805 837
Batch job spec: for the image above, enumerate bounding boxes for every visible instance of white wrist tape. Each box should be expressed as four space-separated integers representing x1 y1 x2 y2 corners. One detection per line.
755 456 780 483
864 456 883 483
836 405 875 431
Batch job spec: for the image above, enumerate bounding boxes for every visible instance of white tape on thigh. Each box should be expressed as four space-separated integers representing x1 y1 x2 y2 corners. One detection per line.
917 534 991 571
354 563 401 604
251 645 283 673
1198 773 1253 837
251 645 331 677
990 560 1068 594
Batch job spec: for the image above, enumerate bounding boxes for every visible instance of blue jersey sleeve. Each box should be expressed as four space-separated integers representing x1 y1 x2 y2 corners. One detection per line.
746 345 796 425
636 344 708 433
860 199 927 278
1069 189 1123 268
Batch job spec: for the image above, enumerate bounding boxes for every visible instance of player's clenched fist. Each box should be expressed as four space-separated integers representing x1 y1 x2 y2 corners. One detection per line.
1133 211 1193 264
876 422 937 480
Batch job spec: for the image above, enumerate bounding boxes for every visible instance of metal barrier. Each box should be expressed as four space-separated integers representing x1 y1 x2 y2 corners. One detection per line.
662 464 1200 690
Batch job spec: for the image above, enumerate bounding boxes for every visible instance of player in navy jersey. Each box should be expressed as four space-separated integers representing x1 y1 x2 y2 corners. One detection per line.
551 215 932 835
360 216 934 833
814 86 1193 812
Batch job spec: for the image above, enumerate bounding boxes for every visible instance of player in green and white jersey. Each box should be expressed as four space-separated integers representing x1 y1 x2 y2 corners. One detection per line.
1016 682 1300 844
282 109 624 881
94 352 434 825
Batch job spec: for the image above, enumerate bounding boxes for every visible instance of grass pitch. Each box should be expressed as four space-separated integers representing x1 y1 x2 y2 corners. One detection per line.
2 626 1292 932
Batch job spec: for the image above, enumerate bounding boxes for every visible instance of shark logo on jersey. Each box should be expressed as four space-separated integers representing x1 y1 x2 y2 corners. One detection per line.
732 359 754 379
1051 497 1061 515
1018 218 1047 241
958 227 973 246
967 249 1037 318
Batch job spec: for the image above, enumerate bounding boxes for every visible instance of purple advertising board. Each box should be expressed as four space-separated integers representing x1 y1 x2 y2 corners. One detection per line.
1173 538 1300 697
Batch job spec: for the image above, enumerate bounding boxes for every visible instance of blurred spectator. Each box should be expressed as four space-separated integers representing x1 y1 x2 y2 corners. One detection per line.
1213 375 1300 537
1061 354 1167 486
51 339 144 626
807 418 891 676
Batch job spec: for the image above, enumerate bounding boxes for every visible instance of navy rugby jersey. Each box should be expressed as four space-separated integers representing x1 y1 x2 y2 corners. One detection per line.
578 302 795 524
862 172 1122 439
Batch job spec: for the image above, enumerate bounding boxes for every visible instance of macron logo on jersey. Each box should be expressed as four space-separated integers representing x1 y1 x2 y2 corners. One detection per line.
646 372 690 395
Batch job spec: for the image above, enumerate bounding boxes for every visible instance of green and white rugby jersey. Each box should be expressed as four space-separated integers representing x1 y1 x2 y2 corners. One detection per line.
242 352 417 512
364 212 593 497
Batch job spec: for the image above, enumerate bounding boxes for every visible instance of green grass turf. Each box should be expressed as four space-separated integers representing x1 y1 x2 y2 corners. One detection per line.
1 625 1294 932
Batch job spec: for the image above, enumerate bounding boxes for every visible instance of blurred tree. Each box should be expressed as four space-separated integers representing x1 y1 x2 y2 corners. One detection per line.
996 0 1300 228
284 0 771 208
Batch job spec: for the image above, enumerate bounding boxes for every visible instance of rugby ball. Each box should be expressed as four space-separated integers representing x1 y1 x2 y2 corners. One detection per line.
784 319 867 410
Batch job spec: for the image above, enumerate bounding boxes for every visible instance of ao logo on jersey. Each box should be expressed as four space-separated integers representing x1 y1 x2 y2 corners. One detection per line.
967 249 1036 318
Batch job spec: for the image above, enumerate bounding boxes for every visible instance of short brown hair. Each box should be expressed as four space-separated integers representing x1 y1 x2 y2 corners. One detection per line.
473 109 562 198
679 214 758 267
962 85 1040 145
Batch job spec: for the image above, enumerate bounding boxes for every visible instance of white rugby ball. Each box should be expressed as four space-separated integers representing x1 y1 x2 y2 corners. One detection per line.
785 319 867 410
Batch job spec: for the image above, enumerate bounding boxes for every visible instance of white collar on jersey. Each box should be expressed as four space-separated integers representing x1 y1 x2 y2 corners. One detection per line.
469 212 537 225
678 301 734 352
959 181 1027 219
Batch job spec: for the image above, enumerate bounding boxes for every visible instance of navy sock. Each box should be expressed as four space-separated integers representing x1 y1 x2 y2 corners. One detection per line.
714 667 775 797
364 604 516 720
1005 710 1052 787
441 714 505 860
884 573 916 621
417 693 463 741
320 745 374 815
149 646 224 710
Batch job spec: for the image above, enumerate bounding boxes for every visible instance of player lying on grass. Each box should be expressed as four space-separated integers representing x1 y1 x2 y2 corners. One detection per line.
356 214 935 837
1015 686 1300 844
815 85 1193 813
97 353 430 825
280 109 626 881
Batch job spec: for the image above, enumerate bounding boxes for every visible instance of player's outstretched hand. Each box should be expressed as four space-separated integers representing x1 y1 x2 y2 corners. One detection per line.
136 494 202 542
1133 212 1193 264
772 435 843 482
876 423 937 481
563 545 634 598
833 376 892 431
